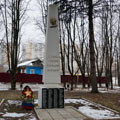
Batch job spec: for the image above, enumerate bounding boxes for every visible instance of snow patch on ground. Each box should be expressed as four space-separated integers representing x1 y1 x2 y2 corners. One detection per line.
72 85 120 93
7 100 21 105
1 112 37 120
0 83 9 90
65 99 92 105
0 78 120 93
0 118 5 120
65 99 120 119
79 106 120 119
2 112 27 117
34 99 38 104
0 100 37 120
0 83 40 91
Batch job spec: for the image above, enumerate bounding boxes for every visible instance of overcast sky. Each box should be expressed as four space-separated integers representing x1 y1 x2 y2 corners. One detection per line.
22 0 45 44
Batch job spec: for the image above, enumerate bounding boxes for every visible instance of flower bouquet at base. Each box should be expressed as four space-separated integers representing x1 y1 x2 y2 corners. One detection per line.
21 86 34 110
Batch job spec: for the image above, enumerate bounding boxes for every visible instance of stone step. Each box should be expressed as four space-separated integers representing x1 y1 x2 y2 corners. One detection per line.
34 106 88 120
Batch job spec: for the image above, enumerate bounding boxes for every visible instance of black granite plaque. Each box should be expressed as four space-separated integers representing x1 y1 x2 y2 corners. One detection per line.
53 88 59 108
48 88 53 108
59 88 64 108
41 88 64 109
42 88 48 108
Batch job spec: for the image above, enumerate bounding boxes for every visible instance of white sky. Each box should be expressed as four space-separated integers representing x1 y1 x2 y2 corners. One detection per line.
21 0 45 43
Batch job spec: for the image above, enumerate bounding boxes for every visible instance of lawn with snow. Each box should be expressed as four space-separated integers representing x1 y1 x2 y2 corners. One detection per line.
0 82 40 91
65 98 120 119
33 98 120 119
0 99 37 120
0 78 120 119
0 96 120 120
0 80 120 93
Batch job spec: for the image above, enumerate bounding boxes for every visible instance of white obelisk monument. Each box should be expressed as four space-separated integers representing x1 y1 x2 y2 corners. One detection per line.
43 4 60 85
38 5 64 108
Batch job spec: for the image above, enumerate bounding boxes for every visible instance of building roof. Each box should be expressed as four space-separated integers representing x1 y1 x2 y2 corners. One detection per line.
17 59 42 67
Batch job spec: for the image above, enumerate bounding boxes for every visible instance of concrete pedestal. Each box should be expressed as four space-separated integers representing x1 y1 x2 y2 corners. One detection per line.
38 85 64 108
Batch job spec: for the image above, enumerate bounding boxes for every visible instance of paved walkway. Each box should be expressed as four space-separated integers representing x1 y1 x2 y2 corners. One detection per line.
34 106 88 120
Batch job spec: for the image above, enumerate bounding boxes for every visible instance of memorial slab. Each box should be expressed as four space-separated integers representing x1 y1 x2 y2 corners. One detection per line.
34 106 88 120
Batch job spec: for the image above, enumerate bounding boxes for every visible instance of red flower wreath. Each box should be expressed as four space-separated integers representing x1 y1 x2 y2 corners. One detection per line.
22 87 33 98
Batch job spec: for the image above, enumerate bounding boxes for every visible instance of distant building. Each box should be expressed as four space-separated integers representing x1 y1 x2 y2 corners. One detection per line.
0 42 45 72
60 44 80 75
21 42 45 61
0 44 8 72
18 59 43 75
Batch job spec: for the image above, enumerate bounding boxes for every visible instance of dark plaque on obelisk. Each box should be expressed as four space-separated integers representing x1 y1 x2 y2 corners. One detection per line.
59 88 64 108
42 88 48 108
48 88 53 108
53 88 59 108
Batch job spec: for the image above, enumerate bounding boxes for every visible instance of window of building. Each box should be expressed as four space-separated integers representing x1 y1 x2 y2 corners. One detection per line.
30 69 35 74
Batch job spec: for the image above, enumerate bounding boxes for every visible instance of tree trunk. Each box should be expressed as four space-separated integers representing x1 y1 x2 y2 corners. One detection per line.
10 72 16 90
98 76 102 87
82 73 86 88
63 75 66 89
118 74 120 86
71 75 73 90
110 71 113 89
88 0 98 93
117 59 120 86
98 75 102 88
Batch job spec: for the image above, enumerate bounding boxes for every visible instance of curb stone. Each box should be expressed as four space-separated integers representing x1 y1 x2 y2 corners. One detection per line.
0 99 4 106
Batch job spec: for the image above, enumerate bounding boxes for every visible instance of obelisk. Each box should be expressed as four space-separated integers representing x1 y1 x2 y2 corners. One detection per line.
43 4 60 85
38 4 64 108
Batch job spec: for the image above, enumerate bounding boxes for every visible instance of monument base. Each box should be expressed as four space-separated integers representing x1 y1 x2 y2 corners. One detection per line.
38 84 64 109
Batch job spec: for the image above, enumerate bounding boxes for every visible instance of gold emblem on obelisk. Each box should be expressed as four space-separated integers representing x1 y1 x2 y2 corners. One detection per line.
50 17 57 28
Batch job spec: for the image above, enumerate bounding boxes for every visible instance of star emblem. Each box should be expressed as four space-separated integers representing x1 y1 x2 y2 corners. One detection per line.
22 88 33 98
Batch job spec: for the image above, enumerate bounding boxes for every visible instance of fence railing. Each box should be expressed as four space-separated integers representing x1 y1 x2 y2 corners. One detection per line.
0 73 106 84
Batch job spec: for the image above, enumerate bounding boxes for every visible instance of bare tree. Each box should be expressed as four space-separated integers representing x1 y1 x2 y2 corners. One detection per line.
61 0 80 90
36 0 120 91
74 15 88 88
102 0 119 89
35 0 49 36
116 9 120 86
59 14 66 88
0 0 30 89
88 0 98 93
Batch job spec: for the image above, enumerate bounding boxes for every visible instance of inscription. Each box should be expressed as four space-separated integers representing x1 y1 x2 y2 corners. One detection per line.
46 55 59 72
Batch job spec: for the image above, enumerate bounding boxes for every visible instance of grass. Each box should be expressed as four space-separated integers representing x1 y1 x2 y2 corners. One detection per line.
0 90 120 113
0 90 120 111
65 91 120 113
0 90 38 100
0 89 120 120
0 90 38 120
0 99 37 120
